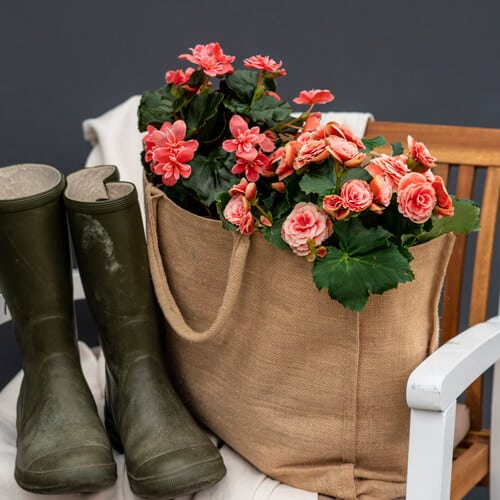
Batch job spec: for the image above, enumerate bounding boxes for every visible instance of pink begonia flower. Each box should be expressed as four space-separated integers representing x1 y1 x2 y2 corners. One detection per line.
365 154 410 192
293 89 335 105
369 175 392 209
281 202 333 257
397 172 437 224
327 137 365 167
271 142 300 180
165 67 195 86
178 42 235 77
322 194 349 220
408 135 437 169
223 195 255 235
303 112 322 132
325 121 365 149
223 115 268 161
228 178 257 200
243 55 286 75
142 121 199 187
223 194 250 224
294 139 330 169
231 153 271 182
341 179 374 212
432 175 454 217
239 211 255 234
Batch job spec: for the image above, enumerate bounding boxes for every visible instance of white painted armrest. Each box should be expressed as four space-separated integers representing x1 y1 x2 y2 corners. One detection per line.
407 315 500 411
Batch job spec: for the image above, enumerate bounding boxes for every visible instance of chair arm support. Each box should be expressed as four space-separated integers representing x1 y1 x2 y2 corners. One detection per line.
407 315 500 411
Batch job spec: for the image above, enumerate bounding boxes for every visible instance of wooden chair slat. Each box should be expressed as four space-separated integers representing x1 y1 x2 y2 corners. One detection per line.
451 442 489 500
441 166 475 344
365 121 500 166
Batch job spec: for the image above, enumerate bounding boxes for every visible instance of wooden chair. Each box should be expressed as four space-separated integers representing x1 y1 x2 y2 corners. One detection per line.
364 121 500 499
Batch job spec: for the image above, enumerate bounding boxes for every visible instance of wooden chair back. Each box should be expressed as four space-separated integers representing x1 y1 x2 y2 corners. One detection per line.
365 120 500 497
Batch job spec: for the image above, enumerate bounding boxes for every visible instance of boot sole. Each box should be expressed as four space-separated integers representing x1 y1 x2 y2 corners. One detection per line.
14 461 117 494
128 456 226 499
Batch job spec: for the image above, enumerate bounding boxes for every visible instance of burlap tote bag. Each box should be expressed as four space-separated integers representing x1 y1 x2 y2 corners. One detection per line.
144 177 455 500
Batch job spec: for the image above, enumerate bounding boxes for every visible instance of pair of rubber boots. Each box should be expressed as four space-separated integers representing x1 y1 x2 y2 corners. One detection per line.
0 164 225 497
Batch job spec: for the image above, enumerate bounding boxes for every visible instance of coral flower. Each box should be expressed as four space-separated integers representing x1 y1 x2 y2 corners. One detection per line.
179 42 235 77
281 202 333 257
293 89 335 105
142 120 199 187
243 55 286 75
165 67 195 86
223 115 268 161
231 153 271 182
408 135 437 169
397 172 437 224
365 154 410 192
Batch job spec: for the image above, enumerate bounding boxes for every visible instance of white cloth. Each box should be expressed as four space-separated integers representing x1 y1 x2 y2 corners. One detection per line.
0 97 374 499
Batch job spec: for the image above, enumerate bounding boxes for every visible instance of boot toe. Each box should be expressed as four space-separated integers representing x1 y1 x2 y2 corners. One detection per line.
129 444 226 498
15 445 117 494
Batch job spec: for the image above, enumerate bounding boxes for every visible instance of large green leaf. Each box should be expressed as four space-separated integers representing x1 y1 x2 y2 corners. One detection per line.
311 218 414 311
248 95 293 128
185 93 225 139
417 197 481 243
225 69 259 103
299 162 336 195
183 152 239 206
138 86 179 131
362 135 387 152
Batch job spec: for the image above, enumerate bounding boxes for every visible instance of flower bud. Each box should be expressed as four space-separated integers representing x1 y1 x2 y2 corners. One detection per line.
260 215 272 227
271 182 286 193
245 182 257 201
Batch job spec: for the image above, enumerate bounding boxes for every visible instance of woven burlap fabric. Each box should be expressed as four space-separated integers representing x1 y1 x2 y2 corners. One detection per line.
144 178 455 500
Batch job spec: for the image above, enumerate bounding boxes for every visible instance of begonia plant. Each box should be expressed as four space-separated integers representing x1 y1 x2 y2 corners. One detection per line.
138 42 480 312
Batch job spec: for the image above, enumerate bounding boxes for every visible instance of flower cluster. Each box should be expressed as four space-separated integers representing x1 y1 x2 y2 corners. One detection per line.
139 42 479 311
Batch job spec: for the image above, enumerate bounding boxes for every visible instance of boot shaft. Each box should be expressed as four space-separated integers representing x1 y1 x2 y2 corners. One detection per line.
64 166 163 370
0 164 77 366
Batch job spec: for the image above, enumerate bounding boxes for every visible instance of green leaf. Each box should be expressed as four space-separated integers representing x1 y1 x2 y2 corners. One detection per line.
313 218 414 310
263 218 289 249
299 162 336 195
391 141 404 156
334 217 393 255
249 95 292 128
362 135 387 152
183 152 239 206
138 86 178 131
225 69 259 103
185 93 225 139
312 243 414 312
224 99 250 116
340 167 372 185
417 197 481 243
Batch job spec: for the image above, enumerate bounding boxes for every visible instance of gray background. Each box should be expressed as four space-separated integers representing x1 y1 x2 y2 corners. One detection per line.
0 1 499 498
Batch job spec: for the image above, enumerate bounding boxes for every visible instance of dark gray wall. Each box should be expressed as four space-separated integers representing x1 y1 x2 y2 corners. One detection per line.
0 2 498 498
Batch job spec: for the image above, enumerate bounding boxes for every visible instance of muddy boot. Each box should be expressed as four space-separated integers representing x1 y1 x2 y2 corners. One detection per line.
0 163 116 494
64 165 225 499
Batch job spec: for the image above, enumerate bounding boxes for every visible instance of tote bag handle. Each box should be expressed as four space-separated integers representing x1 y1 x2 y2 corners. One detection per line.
145 180 250 343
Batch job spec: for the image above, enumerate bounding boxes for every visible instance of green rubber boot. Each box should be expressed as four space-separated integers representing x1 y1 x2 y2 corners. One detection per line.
64 165 226 499
0 164 117 494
